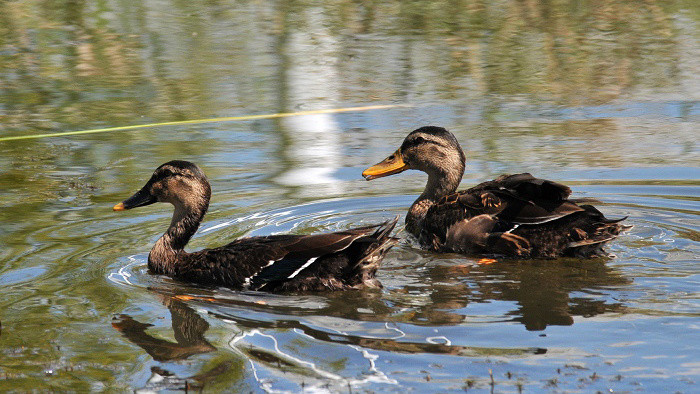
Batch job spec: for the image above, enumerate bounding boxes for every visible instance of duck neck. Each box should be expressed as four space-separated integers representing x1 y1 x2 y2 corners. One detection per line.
406 167 462 236
149 202 207 275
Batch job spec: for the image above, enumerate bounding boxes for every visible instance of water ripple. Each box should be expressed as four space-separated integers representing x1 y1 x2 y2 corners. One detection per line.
101 181 699 392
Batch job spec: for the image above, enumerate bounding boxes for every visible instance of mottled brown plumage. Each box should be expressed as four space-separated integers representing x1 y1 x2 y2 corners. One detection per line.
114 160 398 292
363 126 630 258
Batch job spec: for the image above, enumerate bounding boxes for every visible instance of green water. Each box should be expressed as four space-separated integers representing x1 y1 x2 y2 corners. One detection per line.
1 1 699 392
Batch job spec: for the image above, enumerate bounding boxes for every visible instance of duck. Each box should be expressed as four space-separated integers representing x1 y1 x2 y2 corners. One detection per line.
362 126 630 258
113 160 398 292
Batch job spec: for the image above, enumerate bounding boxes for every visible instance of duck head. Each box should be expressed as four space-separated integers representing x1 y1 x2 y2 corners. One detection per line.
113 160 211 213
362 126 466 182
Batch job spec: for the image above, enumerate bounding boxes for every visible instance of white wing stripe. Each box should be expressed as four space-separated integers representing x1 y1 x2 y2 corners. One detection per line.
241 231 365 288
287 257 318 279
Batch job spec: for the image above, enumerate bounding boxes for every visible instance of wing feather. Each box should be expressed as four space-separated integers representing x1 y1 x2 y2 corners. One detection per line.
421 173 585 247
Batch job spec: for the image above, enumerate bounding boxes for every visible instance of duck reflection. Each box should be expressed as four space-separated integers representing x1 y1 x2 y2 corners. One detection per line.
484 258 629 331
112 297 216 362
390 256 630 331
111 257 627 393
112 296 235 391
235 256 629 332
143 256 629 336
128 256 628 373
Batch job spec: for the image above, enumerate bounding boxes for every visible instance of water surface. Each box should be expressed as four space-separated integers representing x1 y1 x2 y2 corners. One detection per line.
1 1 699 392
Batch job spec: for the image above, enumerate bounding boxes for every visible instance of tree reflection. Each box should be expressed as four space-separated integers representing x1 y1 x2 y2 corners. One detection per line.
0 0 691 132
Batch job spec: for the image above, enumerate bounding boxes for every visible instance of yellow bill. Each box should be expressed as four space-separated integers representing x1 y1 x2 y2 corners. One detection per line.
362 149 409 180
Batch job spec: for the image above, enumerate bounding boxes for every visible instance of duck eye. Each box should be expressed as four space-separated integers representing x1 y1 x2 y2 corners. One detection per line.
414 136 425 144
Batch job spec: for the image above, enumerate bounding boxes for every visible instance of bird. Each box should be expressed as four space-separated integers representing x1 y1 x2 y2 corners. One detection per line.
362 126 630 258
113 160 398 292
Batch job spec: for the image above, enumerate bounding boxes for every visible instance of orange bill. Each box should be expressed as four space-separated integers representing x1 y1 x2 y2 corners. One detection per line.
362 149 409 180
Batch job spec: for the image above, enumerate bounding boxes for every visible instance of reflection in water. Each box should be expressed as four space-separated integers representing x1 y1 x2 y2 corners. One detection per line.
112 297 228 391
275 5 346 197
399 257 630 331
112 297 216 362
145 255 625 391
375 255 629 331
136 245 630 334
486 260 629 330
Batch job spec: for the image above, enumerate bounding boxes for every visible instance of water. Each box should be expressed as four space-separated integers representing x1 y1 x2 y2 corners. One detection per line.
1 1 699 392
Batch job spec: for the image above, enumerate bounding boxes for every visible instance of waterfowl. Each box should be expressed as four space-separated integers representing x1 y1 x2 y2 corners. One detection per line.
114 160 398 292
362 126 629 258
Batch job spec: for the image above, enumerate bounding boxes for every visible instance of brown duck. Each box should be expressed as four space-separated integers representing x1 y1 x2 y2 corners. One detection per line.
362 126 629 258
114 160 398 292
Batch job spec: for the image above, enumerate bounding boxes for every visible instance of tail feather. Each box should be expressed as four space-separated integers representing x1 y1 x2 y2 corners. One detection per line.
567 234 618 248
352 216 399 287
354 215 400 267
565 207 631 255
370 215 400 243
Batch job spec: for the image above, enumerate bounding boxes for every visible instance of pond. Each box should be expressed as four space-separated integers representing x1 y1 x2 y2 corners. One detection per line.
1 1 698 392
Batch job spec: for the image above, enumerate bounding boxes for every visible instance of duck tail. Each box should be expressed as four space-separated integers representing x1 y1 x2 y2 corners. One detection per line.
565 205 631 257
370 215 401 243
350 216 400 288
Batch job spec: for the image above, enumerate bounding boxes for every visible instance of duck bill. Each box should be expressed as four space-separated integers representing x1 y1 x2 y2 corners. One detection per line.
113 188 157 211
362 149 409 180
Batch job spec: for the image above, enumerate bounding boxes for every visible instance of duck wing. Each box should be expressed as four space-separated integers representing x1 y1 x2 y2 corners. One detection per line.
468 173 584 224
421 173 585 247
243 227 379 290
175 218 398 290
422 174 629 258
